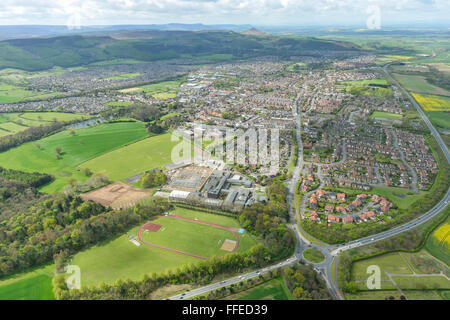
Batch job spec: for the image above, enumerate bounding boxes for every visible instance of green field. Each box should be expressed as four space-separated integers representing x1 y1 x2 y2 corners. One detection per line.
351 251 450 291
0 264 55 300
369 111 403 121
0 112 89 137
303 249 325 263
0 83 60 103
140 216 249 258
105 101 134 107
225 277 292 300
71 207 259 286
341 79 389 86
392 73 449 96
0 121 149 193
119 80 181 100
79 132 181 181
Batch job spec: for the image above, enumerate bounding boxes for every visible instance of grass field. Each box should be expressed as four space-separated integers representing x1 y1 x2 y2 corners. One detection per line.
224 277 292 300
140 216 239 258
0 264 55 300
79 132 180 181
0 83 60 103
369 111 403 121
393 73 449 96
341 79 388 86
0 112 89 137
71 207 259 286
119 80 180 100
105 101 134 107
0 121 149 193
351 251 450 291
303 248 325 263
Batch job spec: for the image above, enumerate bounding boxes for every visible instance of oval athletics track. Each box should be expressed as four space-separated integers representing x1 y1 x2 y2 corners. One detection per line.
137 214 241 260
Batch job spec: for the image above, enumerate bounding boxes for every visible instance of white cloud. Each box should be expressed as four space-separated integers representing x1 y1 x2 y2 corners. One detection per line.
0 0 447 26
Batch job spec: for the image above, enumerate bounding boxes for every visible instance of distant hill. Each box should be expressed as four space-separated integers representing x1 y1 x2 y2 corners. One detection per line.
0 30 361 71
241 28 269 36
0 24 254 41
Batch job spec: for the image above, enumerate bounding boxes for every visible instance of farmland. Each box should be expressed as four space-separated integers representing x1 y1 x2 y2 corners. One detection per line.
0 111 88 137
411 93 450 130
426 217 450 265
71 207 259 286
0 121 149 193
392 73 449 96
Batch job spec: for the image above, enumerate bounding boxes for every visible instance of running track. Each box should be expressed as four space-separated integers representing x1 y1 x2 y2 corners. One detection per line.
137 214 241 260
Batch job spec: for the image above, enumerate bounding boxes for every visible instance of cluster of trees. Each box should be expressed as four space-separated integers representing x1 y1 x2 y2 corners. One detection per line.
239 202 294 258
283 264 332 300
63 173 110 195
146 121 166 134
0 167 52 188
0 179 49 222
0 195 171 277
0 121 67 153
139 170 167 188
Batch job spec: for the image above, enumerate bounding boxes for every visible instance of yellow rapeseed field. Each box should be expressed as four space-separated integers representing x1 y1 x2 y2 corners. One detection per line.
412 93 450 111
432 223 450 248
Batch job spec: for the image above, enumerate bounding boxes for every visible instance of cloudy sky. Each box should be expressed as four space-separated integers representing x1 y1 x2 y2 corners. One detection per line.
0 0 448 27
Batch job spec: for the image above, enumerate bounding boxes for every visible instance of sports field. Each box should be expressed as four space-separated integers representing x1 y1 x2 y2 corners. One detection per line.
119 80 180 100
0 121 149 193
71 207 259 286
369 111 403 121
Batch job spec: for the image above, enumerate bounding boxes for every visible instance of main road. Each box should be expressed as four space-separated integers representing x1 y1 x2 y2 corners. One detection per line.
169 64 449 300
